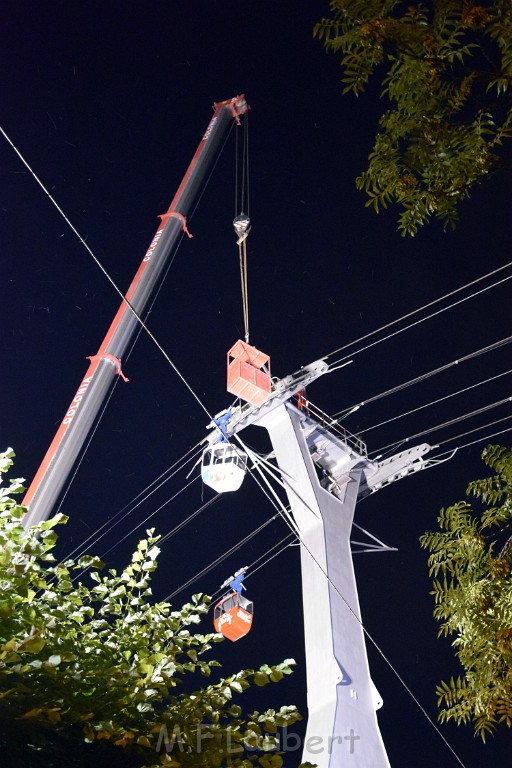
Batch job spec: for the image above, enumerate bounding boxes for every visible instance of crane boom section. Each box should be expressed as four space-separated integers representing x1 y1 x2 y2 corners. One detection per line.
23 95 249 528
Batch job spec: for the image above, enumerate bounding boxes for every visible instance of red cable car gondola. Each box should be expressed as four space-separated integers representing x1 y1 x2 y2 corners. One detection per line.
213 591 254 641
213 567 253 641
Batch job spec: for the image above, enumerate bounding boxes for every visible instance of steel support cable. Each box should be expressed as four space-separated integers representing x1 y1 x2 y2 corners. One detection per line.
323 268 512 369
372 396 512 456
235 111 250 216
0 124 219 425
244 112 250 216
158 492 221 547
64 475 201 591
70 474 203 584
160 534 297 652
165 530 294 605
241 114 247 214
248 459 302 539
243 533 296 582
239 440 309 533
138 533 297 650
64 443 204 564
72 485 221 597
98 493 222 608
433 413 512 451
165 464 299 604
234 122 239 217
235 436 304 538
334 336 512 419
432 422 512 460
164 509 283 602
99 475 202 561
190 533 297 606
239 446 302 532
358 368 512 436
54 235 190 522
164 435 303 603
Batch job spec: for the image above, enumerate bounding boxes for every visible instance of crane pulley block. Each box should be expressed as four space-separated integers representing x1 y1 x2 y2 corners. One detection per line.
233 212 251 244
227 340 271 407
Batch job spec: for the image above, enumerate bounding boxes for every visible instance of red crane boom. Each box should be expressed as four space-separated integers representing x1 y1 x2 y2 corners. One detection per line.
22 95 249 529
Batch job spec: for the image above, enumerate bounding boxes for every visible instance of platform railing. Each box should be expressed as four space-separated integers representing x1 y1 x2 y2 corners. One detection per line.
292 395 368 458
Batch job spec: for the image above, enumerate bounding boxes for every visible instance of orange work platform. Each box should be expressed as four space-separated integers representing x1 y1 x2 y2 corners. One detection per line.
227 340 271 407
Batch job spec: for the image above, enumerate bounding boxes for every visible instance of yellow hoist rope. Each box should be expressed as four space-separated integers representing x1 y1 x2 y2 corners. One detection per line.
234 113 251 343
238 236 249 343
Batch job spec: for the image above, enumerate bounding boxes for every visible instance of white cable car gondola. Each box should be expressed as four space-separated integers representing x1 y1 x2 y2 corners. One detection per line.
201 442 247 493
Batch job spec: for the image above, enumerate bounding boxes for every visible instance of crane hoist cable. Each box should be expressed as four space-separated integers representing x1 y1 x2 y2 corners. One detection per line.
234 112 251 343
235 218 251 343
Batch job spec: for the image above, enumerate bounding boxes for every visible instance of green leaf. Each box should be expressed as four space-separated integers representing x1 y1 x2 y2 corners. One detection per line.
18 635 46 654
254 672 270 687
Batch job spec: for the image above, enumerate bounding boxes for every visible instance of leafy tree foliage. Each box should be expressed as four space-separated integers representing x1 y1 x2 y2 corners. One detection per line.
0 449 301 767
420 444 512 739
314 1 512 235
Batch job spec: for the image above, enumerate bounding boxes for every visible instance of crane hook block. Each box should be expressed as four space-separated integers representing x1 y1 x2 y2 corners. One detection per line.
233 213 251 243
227 340 271 407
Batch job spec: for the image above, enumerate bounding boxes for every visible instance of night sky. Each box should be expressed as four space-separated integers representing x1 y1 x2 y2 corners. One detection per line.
1 2 511 766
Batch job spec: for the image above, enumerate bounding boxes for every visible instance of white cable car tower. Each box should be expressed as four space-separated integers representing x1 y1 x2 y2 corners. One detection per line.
204 352 435 767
